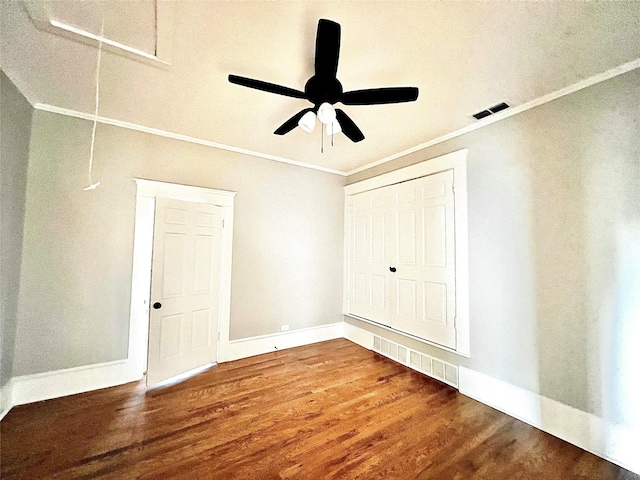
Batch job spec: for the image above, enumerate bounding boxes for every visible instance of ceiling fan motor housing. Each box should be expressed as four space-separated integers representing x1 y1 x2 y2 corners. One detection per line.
305 76 343 106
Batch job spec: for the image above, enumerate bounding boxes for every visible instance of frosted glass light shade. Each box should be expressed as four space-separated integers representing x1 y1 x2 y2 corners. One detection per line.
298 111 316 133
317 102 336 125
327 119 342 135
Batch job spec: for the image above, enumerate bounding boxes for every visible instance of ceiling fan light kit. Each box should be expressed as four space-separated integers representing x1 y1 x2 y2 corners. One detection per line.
328 119 342 135
229 19 419 149
317 102 337 125
298 110 317 133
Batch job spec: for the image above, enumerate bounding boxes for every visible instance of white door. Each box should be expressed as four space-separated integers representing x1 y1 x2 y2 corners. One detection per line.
147 197 223 386
347 169 457 349
348 189 389 321
389 170 456 348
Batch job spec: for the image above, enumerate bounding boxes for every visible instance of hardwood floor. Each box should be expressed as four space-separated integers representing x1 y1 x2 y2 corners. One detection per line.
1 339 637 479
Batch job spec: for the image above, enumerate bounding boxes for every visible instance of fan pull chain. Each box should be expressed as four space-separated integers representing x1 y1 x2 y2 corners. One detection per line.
319 123 337 153
84 20 104 191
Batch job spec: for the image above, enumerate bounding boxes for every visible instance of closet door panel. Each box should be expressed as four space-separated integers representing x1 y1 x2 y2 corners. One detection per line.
388 171 457 349
396 278 418 318
348 190 390 323
395 209 417 265
423 205 447 267
345 150 469 355
347 169 456 350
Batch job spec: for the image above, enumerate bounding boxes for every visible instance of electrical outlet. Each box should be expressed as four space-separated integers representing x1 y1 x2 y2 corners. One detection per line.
280 325 290 332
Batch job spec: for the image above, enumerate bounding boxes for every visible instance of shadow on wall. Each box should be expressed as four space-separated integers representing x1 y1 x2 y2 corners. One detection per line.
580 104 640 436
525 75 640 449
0 72 33 389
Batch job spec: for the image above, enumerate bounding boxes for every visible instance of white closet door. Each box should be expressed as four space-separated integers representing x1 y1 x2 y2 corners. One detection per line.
347 169 457 350
348 189 390 321
389 170 456 348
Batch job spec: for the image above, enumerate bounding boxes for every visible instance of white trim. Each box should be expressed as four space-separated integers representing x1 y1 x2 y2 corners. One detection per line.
128 195 155 378
343 149 470 357
343 320 374 350
1 380 14 421
346 58 640 176
373 334 459 389
344 321 459 388
459 367 640 476
345 148 464 195
134 178 236 205
131 179 236 385
3 326 638 476
220 323 344 363
342 199 352 316
26 58 639 178
10 360 140 407
344 314 463 356
0 321 343 413
48 19 169 65
32 104 346 177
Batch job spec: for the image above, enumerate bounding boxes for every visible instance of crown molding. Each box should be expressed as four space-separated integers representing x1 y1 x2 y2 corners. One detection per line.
32 103 347 177
346 57 640 176
18 56 640 179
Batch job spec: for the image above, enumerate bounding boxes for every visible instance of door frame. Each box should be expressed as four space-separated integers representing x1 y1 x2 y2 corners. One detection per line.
128 179 236 380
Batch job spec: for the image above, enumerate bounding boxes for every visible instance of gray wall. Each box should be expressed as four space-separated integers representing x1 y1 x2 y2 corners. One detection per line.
12 110 345 376
0 72 33 388
347 68 640 428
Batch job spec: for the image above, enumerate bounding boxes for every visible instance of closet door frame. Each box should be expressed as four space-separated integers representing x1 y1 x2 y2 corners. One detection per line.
343 149 470 357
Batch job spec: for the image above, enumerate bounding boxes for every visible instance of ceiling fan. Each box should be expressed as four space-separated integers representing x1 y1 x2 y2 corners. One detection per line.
229 19 419 143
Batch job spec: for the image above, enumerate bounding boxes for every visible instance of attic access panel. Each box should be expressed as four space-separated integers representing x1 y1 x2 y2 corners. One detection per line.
48 0 157 54
24 0 174 65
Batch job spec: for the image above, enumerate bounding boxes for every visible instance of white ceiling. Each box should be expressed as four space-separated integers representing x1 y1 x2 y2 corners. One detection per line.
2 1 640 175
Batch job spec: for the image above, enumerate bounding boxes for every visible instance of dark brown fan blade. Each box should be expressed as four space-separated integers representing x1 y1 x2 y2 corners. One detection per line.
229 74 307 99
274 108 314 135
340 87 418 105
315 19 341 78
335 109 364 143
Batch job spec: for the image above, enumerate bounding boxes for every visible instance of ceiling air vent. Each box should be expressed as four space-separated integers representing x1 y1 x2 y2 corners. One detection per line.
489 102 510 113
472 102 510 120
472 109 492 120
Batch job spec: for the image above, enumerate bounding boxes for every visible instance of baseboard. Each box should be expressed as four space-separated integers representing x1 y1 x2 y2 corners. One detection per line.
1 380 14 421
344 320 459 388
343 320 374 349
459 367 640 476
220 322 344 362
4 323 638 476
10 359 142 408
3 323 344 413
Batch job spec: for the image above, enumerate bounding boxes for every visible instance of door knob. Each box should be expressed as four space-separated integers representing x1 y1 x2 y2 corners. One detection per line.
153 302 162 309
390 267 397 273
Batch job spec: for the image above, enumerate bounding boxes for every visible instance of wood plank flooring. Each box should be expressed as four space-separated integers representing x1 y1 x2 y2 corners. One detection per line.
1 339 638 479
